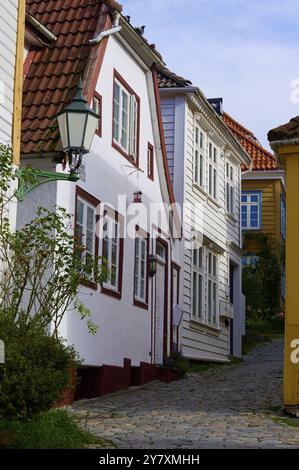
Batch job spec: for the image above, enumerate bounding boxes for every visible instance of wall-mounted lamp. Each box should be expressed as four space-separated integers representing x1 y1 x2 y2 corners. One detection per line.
149 254 157 277
57 78 99 174
133 191 143 203
16 79 99 201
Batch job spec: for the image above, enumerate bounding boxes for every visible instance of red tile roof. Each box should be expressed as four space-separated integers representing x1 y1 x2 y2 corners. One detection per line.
223 112 278 171
22 0 121 155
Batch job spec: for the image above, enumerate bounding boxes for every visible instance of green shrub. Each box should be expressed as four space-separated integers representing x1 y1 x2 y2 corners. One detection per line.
0 323 78 419
0 409 97 449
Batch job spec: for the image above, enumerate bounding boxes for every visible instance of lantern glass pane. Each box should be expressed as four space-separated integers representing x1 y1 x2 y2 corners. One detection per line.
57 113 69 150
67 112 87 148
83 114 99 151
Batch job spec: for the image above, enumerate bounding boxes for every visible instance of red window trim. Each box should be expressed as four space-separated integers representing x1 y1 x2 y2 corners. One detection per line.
133 225 150 310
92 91 102 137
112 69 140 168
147 142 154 181
75 186 100 291
101 206 124 300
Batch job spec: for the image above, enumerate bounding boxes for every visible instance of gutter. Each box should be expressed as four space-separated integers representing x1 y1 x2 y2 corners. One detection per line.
89 12 122 44
26 12 57 42
270 138 299 149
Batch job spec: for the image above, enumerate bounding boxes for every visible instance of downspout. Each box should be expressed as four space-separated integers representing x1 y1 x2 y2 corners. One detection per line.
89 11 122 44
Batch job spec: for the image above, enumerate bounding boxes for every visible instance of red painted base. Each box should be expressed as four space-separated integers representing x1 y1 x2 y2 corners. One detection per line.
73 358 181 402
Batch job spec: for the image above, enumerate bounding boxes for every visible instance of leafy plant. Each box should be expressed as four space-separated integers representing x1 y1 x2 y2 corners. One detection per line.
242 232 284 330
0 145 108 418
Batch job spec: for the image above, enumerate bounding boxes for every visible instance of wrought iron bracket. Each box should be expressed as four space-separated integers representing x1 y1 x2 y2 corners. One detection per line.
15 168 79 202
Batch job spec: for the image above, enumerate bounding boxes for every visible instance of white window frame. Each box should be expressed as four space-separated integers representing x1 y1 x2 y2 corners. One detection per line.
192 246 204 321
208 142 218 200
226 161 234 215
113 77 138 160
193 124 205 189
134 234 148 304
207 250 219 328
75 196 97 278
241 192 262 230
102 214 121 292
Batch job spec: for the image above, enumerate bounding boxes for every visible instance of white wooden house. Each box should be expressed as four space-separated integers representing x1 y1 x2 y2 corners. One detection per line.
158 71 251 359
17 0 182 393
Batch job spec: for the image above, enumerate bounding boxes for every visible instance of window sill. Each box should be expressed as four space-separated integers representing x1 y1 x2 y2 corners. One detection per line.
192 183 207 199
225 213 238 224
112 141 138 168
133 299 149 310
101 285 121 300
207 195 221 209
190 318 221 333
80 278 97 291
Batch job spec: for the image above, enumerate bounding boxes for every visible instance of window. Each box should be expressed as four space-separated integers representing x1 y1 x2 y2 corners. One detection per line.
134 232 148 305
208 142 217 200
92 92 102 136
280 195 286 239
102 209 123 297
147 143 154 180
207 251 218 327
242 254 259 267
241 191 262 229
192 247 203 321
75 187 99 288
193 125 204 189
113 70 140 164
226 162 234 215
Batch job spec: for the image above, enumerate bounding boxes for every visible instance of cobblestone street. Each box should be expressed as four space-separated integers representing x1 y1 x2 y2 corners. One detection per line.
73 337 299 449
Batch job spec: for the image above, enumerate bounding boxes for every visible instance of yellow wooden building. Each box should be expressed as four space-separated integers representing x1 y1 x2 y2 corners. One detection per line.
224 113 285 301
269 117 299 415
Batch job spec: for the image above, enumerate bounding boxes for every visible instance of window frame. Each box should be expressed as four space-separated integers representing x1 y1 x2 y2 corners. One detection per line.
207 250 219 328
75 186 100 290
133 227 149 309
241 190 262 230
193 124 205 190
191 246 204 322
147 142 154 181
92 91 102 137
112 69 140 168
101 206 124 299
226 161 235 215
207 141 218 200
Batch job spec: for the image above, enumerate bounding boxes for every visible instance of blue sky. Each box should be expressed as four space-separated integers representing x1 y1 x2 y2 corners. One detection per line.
121 0 299 149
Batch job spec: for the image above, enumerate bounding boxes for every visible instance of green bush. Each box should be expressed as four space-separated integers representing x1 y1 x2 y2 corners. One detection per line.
0 323 78 419
0 409 97 449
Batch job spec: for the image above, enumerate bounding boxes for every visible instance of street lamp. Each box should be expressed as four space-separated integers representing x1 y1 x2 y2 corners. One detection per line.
57 79 99 174
16 79 99 201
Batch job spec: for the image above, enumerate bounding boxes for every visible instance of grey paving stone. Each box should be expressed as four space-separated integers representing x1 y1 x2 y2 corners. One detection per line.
72 337 299 449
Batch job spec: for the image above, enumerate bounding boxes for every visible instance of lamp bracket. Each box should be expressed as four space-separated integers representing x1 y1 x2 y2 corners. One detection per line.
15 168 79 202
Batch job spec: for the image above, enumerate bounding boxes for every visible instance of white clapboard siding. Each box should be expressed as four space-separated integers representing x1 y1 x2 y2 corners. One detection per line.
0 1 18 145
160 92 244 362
160 97 175 182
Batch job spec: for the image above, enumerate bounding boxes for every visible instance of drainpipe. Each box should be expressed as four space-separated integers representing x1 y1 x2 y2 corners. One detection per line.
89 12 122 44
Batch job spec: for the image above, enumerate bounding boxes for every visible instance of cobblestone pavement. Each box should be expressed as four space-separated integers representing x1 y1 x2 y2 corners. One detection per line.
72 337 299 449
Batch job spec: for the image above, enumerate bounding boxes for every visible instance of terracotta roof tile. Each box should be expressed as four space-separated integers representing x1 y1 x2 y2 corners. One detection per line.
157 68 192 89
223 112 278 171
22 0 120 155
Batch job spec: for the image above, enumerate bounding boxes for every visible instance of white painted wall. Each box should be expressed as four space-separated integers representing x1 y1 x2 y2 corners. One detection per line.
18 35 181 368
160 90 246 361
0 0 18 145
